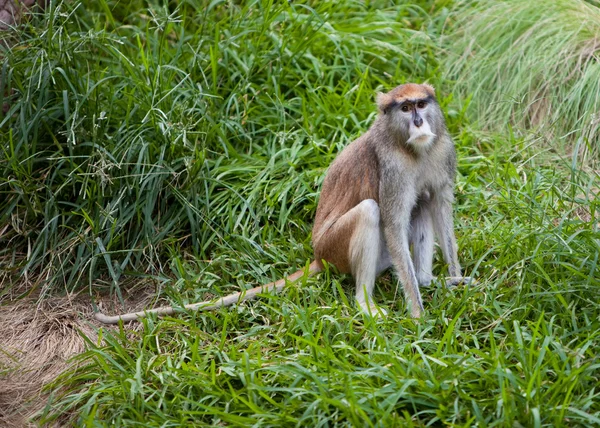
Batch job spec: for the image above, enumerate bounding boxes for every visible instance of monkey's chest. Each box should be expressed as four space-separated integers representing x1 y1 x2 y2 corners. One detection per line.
414 155 450 192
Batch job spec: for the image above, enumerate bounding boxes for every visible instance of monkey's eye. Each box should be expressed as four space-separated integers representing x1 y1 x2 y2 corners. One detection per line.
401 105 410 112
416 101 427 109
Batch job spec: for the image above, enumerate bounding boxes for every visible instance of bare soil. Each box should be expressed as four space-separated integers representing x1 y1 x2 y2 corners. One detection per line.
0 284 156 427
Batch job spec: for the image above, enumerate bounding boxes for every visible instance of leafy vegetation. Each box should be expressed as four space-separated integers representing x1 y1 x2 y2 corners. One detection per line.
0 0 438 297
1 0 599 426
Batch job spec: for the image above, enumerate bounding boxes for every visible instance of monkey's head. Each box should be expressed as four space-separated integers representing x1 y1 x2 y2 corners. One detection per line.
376 83 444 152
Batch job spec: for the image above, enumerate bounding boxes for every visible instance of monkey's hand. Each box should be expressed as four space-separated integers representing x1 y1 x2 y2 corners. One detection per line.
417 273 434 288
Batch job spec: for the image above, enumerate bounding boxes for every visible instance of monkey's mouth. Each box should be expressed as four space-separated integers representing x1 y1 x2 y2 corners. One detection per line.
406 131 436 146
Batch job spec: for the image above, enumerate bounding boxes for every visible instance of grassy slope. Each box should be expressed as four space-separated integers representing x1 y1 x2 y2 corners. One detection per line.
0 0 599 426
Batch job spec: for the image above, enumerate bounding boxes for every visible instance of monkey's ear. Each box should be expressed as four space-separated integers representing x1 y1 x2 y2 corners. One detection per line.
423 83 436 97
376 92 393 114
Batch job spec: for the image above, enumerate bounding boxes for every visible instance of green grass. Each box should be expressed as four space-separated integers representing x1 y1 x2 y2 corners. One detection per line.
39 126 600 426
444 0 600 158
2 0 600 426
0 0 438 298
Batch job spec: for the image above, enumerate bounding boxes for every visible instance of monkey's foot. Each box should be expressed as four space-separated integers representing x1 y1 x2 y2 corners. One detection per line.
358 301 388 318
445 276 476 286
417 273 434 288
410 307 422 319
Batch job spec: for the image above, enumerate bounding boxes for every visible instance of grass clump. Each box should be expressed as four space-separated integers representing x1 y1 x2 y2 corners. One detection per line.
0 0 435 296
444 0 600 158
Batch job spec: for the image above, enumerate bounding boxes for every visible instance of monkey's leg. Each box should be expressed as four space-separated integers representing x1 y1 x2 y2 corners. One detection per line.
410 203 434 287
314 199 387 316
349 200 388 316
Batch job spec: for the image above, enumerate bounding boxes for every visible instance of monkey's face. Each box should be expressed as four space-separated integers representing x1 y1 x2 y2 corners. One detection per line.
396 100 437 150
377 83 442 152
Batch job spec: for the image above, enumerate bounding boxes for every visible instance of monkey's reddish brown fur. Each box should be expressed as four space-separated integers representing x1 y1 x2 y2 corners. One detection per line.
312 140 380 273
377 83 435 107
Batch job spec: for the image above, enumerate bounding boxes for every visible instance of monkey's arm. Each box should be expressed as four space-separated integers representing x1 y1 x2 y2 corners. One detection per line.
94 260 322 324
431 186 476 286
379 180 424 318
431 186 461 278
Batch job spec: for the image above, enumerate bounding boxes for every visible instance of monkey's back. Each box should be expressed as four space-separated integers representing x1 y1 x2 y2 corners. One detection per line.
312 134 380 270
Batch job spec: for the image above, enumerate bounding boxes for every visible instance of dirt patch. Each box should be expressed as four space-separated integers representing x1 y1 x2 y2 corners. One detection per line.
0 286 156 427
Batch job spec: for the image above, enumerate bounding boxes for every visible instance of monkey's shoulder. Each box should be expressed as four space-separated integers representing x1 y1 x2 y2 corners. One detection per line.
416 136 457 193
325 134 379 177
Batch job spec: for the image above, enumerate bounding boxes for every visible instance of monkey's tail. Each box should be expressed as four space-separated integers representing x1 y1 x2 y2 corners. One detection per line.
94 260 323 325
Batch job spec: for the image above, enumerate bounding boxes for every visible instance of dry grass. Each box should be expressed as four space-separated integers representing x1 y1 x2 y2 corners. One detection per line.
0 285 155 427
445 0 600 158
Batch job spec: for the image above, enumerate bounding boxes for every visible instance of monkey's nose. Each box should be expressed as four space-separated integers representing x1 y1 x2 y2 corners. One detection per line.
413 116 423 127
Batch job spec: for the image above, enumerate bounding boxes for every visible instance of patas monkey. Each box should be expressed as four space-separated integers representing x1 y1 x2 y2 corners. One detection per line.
94 83 469 324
